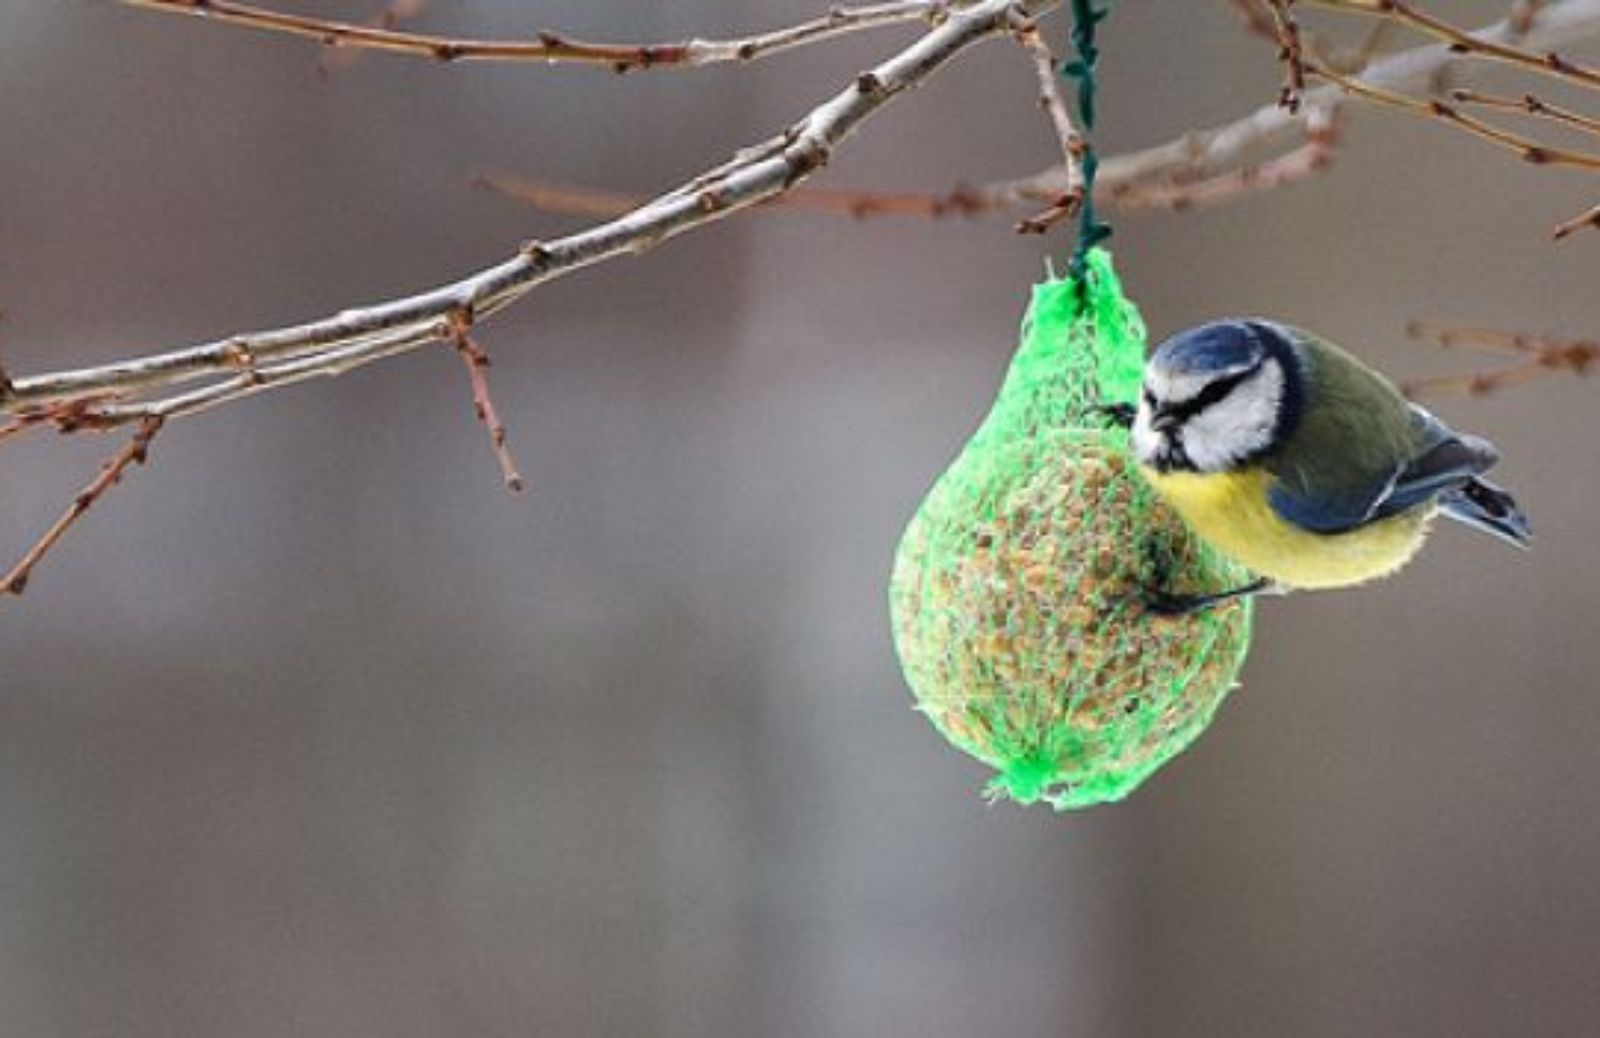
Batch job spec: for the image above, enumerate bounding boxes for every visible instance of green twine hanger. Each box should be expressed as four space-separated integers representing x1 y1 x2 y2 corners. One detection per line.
1062 0 1114 294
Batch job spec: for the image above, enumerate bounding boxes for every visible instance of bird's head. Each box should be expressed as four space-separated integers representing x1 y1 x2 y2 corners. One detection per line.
1133 320 1302 474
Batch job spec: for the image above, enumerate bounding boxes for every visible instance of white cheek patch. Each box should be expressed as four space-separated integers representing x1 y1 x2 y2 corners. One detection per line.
1180 363 1284 471
1131 398 1160 462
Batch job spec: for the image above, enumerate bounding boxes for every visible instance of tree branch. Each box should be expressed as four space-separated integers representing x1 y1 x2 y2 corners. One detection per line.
473 173 1003 221
0 0 1066 592
1553 198 1600 236
1451 87 1600 140
448 313 525 493
1266 0 1308 112
1307 58 1600 169
1008 14 1087 234
49 1 1600 422
1307 0 1600 91
315 0 431 76
113 0 955 71
1008 0 1600 212
477 107 1344 224
495 0 1600 232
0 418 163 596
1110 108 1342 212
1403 320 1600 397
6 0 1061 430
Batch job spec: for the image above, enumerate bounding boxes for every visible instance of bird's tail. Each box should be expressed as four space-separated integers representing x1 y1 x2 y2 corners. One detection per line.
1439 477 1532 549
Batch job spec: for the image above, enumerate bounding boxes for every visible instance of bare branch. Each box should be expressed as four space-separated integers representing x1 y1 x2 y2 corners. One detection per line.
41 2 1600 409
1408 319 1557 354
0 417 163 597
1008 14 1087 233
6 0 1061 426
1306 58 1600 169
0 419 35 446
1266 0 1308 111
1307 0 1600 91
1553 198 1600 237
315 0 431 76
479 106 1343 227
448 313 524 493
1236 0 1392 77
88 322 451 425
1451 87 1600 139
477 171 1004 221
1112 109 1341 212
114 0 953 71
1011 1 1600 216
1403 320 1600 397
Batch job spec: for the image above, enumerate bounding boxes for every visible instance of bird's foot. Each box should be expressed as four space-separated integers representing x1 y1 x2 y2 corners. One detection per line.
1089 401 1136 430
1139 577 1282 616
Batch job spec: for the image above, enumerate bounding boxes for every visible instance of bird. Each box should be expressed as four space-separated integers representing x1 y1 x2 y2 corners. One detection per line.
1121 319 1530 611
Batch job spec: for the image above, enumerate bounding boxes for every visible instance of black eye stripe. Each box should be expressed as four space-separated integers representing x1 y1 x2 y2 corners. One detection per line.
1158 363 1260 423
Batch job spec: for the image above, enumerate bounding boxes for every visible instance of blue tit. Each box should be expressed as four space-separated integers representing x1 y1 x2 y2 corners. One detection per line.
1129 319 1530 599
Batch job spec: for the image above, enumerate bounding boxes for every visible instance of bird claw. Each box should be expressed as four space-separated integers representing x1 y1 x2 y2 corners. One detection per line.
1089 401 1136 430
1138 578 1279 616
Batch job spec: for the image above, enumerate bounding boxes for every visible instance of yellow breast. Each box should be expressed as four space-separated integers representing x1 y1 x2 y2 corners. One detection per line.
1140 467 1433 590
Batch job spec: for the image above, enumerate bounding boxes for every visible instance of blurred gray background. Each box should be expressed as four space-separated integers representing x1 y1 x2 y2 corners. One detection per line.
0 2 1597 1036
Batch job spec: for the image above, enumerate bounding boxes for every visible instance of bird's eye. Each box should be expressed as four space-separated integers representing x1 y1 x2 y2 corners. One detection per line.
1142 388 1156 408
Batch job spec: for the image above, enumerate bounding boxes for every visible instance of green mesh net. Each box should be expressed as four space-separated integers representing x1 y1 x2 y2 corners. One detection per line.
889 249 1255 809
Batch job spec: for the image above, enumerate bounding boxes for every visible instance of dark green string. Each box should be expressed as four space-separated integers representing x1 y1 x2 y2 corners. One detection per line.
1062 0 1113 298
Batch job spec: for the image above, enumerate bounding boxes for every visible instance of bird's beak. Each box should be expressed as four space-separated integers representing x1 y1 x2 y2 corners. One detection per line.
1150 407 1180 434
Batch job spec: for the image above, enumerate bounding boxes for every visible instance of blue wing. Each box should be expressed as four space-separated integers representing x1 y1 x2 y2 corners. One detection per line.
1267 406 1500 535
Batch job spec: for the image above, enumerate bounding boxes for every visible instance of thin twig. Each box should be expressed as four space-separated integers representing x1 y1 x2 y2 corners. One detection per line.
1408 319 1551 353
0 418 38 447
1308 0 1600 91
0 417 163 596
1402 320 1600 396
1451 87 1600 138
1402 363 1553 396
316 0 430 76
474 172 998 220
114 0 953 71
1237 0 1388 78
1267 0 1307 111
89 322 451 424
448 313 524 493
1553 198 1600 237
1114 109 1341 211
1009 14 1086 233
1307 58 1600 169
480 106 1343 226
1015 196 1083 234
0 399 113 446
